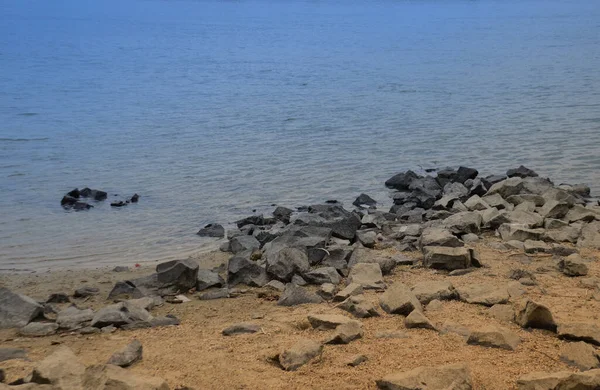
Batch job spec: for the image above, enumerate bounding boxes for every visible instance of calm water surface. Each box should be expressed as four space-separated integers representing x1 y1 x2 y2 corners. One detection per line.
1 0 600 271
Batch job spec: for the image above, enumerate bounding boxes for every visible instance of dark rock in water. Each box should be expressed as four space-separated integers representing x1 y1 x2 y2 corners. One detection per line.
325 199 339 204
385 170 420 190
227 255 269 287
507 165 538 178
455 166 479 184
196 269 225 291
73 201 93 210
61 195 78 206
0 288 43 329
80 188 108 201
107 340 143 367
130 193 140 203
235 215 275 228
277 284 323 306
273 206 293 223
156 259 199 292
46 293 70 304
108 281 145 300
485 174 507 185
67 188 80 198
197 223 225 238
111 201 127 207
73 286 99 298
353 193 377 207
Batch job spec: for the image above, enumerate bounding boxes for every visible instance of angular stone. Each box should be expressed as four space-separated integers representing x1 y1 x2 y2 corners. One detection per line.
356 230 377 248
347 263 385 289
339 295 379 318
266 247 310 282
230 235 261 254
196 269 225 291
333 283 363 302
566 205 599 223
467 325 520 350
18 322 58 337
83 363 168 390
538 200 570 219
325 321 363 345
506 194 545 207
222 323 261 336
294 204 361 240
498 224 544 242
277 284 323 306
419 228 463 249
347 247 396 275
560 342 600 371
488 304 515 322
303 267 341 285
423 246 471 271
156 259 199 292
559 254 589 276
346 354 368 367
524 240 551 254
0 348 27 362
464 195 490 211
506 210 544 228
307 314 358 330
481 208 510 229
0 288 44 329
379 283 422 315
507 165 538 178
443 211 482 234
516 369 600 390
482 193 512 210
411 281 457 304
578 222 600 249
514 300 556 331
91 302 152 328
227 255 269 287
544 225 581 244
317 283 337 300
278 339 323 371
457 284 509 306
197 223 225 238
107 340 143 367
558 323 600 346
376 363 472 390
486 177 525 199
30 347 85 389
404 310 436 330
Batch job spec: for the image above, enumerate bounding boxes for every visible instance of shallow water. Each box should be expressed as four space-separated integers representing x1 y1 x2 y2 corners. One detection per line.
1 0 600 271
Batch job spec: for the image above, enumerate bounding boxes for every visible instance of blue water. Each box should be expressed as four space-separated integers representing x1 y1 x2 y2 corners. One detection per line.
1 0 600 271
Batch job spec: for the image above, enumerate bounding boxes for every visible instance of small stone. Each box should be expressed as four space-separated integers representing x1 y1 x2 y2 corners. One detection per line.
333 283 363 302
514 300 556 331
107 339 143 367
376 363 473 390
558 323 600 346
307 314 358 330
379 283 422 315
18 322 59 337
198 288 230 300
524 240 551 254
560 342 600 371
112 266 130 273
339 295 379 318
197 223 225 238
411 281 456 304
222 323 261 336
73 286 99 298
101 325 116 333
488 304 515 322
467 326 520 350
559 254 589 277
404 311 436 330
325 321 363 344
346 354 368 367
440 321 471 338
278 339 323 371
347 263 385 289
426 299 444 312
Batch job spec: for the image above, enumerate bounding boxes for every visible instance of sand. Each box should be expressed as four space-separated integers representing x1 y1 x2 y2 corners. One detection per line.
1 239 600 389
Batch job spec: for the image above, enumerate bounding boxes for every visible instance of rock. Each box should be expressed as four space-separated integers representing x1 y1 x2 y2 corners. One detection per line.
30 347 86 388
507 194 546 207
440 321 471 338
317 283 337 300
108 281 145 300
516 369 600 389
346 355 368 367
464 195 490 211
559 254 589 276
347 247 396 275
196 223 225 238
385 170 420 190
325 321 364 345
0 348 27 362
423 246 471 270
264 247 310 282
488 304 515 322
567 205 599 223
273 206 293 223
56 306 94 330
482 193 512 210
411 281 457 304
524 240 551 254
356 230 377 248
222 323 261 336
227 255 269 287
112 266 129 273
578 222 600 249
513 299 556 331
196 269 225 291
46 293 70 304
375 330 410 339
83 363 168 389
558 323 600 346
481 208 510 229
156 259 199 292
291 274 308 286
339 295 379 318
507 281 526 298
303 267 341 285
467 325 520 350
506 210 544 228
265 280 286 292
230 235 261 254
404 310 436 330
418 228 463 249
307 314 357 330
18 322 58 337
347 263 385 289
107 340 143 367
376 363 472 390
498 224 544 242
353 193 377 207
0 288 43 328
321 245 352 273
379 283 422 315
560 342 600 371
235 215 269 228
457 284 509 306
544 225 581 243
277 284 323 306
507 165 538 178
91 302 152 328
278 339 323 371
443 211 482 234
462 233 479 243
538 200 570 219
486 177 526 199
79 187 108 201
333 283 363 302
295 204 361 240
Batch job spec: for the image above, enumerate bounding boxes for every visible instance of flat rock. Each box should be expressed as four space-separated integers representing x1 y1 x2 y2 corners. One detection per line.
404 310 436 330
375 330 410 339
488 304 515 322
347 247 396 275
577 222 600 249
278 339 323 371
18 322 59 337
339 295 379 318
347 263 385 289
266 247 310 282
307 314 358 330
0 288 44 328
498 224 544 242
222 323 261 336
443 211 482 234
440 321 472 338
107 339 143 367
30 347 86 389
560 342 600 371
346 354 368 367
333 283 363 302
423 246 471 270
418 228 463 249
317 283 337 300
517 369 600 390
467 325 520 350
558 323 600 346
559 254 589 277
0 348 27 362
277 284 323 306
457 284 509 306
196 269 225 291
325 321 363 344
303 267 341 285
379 283 422 315
514 300 556 331
376 363 472 390
524 240 551 254
411 281 457 304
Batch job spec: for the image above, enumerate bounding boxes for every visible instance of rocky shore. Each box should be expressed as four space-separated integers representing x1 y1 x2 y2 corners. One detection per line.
3 165 600 389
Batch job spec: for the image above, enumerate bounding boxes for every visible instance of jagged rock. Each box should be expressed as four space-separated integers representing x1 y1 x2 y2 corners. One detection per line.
197 223 225 238
443 211 482 234
294 204 361 240
560 342 600 371
543 187 580 206
481 208 510 229
356 230 377 248
227 255 269 287
321 245 352 273
566 205 599 223
462 233 479 243
353 193 377 207
423 246 471 270
578 222 600 249
278 339 323 371
266 247 310 282
516 369 600 389
524 240 551 254
333 283 363 302
538 200 570 219
506 210 544 228
411 281 456 304
107 340 143 367
514 201 537 213
0 348 27 362
317 283 337 300
379 283 422 315
325 321 364 344
347 247 396 275
196 269 225 291
514 300 556 331
108 281 145 300
464 195 490 211
544 225 581 243
222 323 261 336
347 263 385 289
482 193 512 210
264 225 331 262
558 323 600 346
30 347 86 388
486 177 525 199
457 284 509 306
273 206 293 223
91 302 152 328
498 224 544 242
156 259 199 292
488 304 515 322
339 295 379 318
346 354 368 367
385 170 420 190
376 363 472 390
559 254 589 277
303 267 341 285
83 364 169 389
507 194 546 207
277 284 323 306
18 322 58 337
507 165 538 178
307 314 358 330
404 311 436 330
419 228 463 248
0 288 43 328
291 274 308 286
467 325 520 350
55 306 94 330
229 235 261 254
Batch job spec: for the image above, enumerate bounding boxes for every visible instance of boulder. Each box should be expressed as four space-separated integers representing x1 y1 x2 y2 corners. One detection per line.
333 283 363 302
418 228 463 248
514 300 556 331
488 304 515 322
457 284 509 306
423 246 471 270
227 255 269 287
404 310 436 330
467 325 520 350
347 247 396 275
230 235 261 254
578 222 600 249
559 254 589 277
294 204 361 240
30 347 86 389
303 267 341 285
347 263 385 289
353 193 377 207
82 364 168 389
277 284 323 306
107 281 145 300
376 363 472 390
266 247 310 282
273 206 293 223
560 342 600 371
498 224 544 242
566 205 599 223
91 302 152 328
486 177 525 199
0 288 43 328
506 210 544 228
507 165 538 178
523 240 551 254
464 195 490 211
411 281 457 304
516 369 600 390
514 201 536 213
481 208 510 229
156 259 199 292
18 322 58 337
196 269 225 291
325 321 364 345
264 225 331 260
544 225 581 243
107 340 143 367
482 193 512 210
321 245 352 273
222 323 261 336
196 223 225 238
56 306 94 330
339 295 379 318
356 229 377 248
379 283 422 315
278 339 323 371
443 211 482 234
385 170 420 190
558 323 600 346
538 200 569 219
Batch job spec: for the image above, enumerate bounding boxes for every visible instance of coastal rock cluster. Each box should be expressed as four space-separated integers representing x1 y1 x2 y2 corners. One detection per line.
60 188 139 210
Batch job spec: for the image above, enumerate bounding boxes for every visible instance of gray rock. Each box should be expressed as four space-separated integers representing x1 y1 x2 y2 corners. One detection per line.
411 281 457 304
266 247 310 282
273 206 293 223
560 342 600 371
294 204 361 240
197 223 225 238
278 339 323 371
486 177 525 199
498 224 544 242
544 225 582 243
222 323 261 336
277 284 323 306
385 170 420 190
265 280 286 292
517 369 600 389
325 321 363 345
482 193 512 210
404 311 436 330
559 254 589 277
107 340 143 367
457 284 509 306
566 205 599 223
462 233 479 243
339 295 379 318
443 211 482 234
379 283 422 315
291 274 308 286
307 314 358 330
108 281 145 301
524 240 551 254
578 221 600 249
376 363 473 390
230 235 261 254
112 266 129 272
507 165 538 178
227 254 269 287
506 194 546 207
0 348 27 362
418 228 463 249
30 347 85 388
347 263 385 289
514 300 556 331
18 322 59 337
538 200 570 219
0 288 44 329
91 302 152 328
196 269 225 291
558 323 600 346
506 210 544 228
481 207 510 229
346 354 368 367
356 230 377 248
488 304 515 322
423 246 471 270
321 245 352 273
347 247 396 275
303 267 341 285
513 201 536 213
464 195 490 211
198 288 230 300
317 283 337 300
73 286 100 298
467 325 520 350
333 283 363 302
156 259 199 292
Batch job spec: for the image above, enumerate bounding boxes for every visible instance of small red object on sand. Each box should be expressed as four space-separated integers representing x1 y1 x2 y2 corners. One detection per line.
135 263 141 268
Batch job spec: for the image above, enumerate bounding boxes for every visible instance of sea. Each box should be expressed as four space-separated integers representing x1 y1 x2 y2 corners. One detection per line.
1 0 599 271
